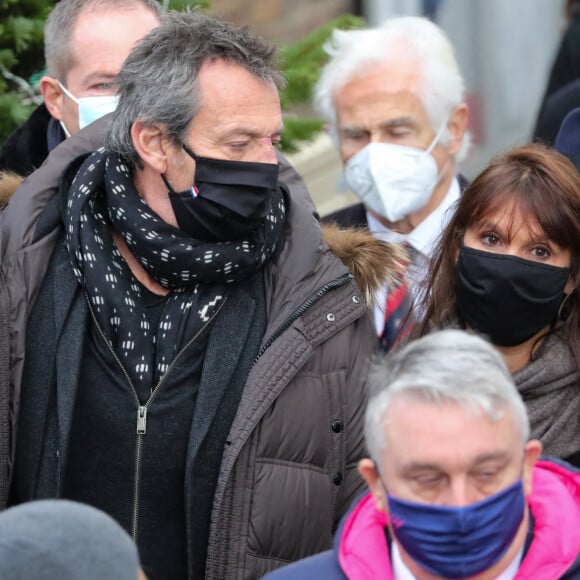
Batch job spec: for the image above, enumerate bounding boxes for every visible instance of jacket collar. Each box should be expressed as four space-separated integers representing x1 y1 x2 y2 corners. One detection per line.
516 460 580 578
338 493 393 580
336 462 580 580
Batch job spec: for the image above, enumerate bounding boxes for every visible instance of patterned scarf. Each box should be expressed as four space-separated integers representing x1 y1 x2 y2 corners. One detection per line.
64 149 286 398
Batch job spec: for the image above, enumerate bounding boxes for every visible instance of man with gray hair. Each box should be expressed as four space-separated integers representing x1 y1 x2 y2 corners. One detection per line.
0 500 145 580
0 0 162 176
3 9 393 580
265 329 580 579
318 17 470 350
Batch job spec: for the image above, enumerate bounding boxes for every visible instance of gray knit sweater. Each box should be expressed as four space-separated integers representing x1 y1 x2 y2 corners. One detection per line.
514 332 580 462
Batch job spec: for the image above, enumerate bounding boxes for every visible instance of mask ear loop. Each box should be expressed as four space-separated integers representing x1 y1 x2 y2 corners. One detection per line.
558 288 575 320
182 143 199 161
425 115 451 156
160 172 177 194
179 143 202 197
161 155 199 199
424 116 452 190
56 81 78 138
424 115 450 196
59 120 71 139
159 140 195 193
56 80 79 104
373 460 392 501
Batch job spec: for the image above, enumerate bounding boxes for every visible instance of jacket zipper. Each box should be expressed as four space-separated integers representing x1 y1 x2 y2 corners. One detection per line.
86 293 226 541
254 273 354 362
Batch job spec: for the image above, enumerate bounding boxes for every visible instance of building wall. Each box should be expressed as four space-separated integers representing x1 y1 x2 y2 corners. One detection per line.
209 0 355 42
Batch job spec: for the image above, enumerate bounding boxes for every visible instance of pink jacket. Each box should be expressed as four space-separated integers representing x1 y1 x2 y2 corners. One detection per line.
338 460 580 580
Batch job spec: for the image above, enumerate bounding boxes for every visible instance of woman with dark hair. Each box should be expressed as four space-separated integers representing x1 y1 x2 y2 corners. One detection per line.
418 143 580 465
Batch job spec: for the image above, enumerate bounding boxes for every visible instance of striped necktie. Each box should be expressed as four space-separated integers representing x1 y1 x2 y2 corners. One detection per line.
379 243 416 351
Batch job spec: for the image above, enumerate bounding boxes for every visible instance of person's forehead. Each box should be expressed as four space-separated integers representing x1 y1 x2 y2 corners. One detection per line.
71 3 160 37
334 64 430 129
382 397 520 469
197 59 278 96
66 5 159 86
195 60 282 126
469 198 547 241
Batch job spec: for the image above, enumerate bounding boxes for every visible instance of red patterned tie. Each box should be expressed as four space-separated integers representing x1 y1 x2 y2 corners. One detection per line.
379 243 415 351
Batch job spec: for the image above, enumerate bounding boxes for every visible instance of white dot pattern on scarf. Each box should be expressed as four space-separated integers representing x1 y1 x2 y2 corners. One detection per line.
64 149 286 397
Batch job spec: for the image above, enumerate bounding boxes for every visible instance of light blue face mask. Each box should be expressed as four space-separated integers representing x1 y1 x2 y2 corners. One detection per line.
57 81 119 135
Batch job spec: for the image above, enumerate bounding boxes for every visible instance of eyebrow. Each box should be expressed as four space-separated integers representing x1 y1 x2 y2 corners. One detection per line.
399 462 442 475
475 218 551 245
223 125 285 139
470 451 512 465
339 116 419 133
381 117 418 129
80 71 118 86
400 451 513 475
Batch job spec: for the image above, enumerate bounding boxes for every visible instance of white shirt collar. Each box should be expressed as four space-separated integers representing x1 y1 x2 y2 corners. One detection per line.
391 542 418 580
391 541 523 580
367 178 461 333
366 177 461 259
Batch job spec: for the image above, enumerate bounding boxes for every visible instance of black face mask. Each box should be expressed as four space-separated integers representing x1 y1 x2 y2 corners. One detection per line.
455 244 570 347
163 144 279 241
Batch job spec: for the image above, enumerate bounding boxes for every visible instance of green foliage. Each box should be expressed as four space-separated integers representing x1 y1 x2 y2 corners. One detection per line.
278 118 326 154
279 14 365 110
0 0 211 143
278 14 366 153
165 0 210 9
0 0 52 141
0 2 363 153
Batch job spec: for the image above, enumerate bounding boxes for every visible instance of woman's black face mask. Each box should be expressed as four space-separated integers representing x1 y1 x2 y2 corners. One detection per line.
455 244 571 346
163 144 279 242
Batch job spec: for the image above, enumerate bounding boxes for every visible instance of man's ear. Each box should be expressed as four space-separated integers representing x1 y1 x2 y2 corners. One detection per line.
40 76 65 120
445 102 469 157
358 458 388 513
522 439 542 496
131 121 174 174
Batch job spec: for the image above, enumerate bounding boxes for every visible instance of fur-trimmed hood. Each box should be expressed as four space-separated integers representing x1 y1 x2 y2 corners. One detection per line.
0 172 23 209
321 222 405 306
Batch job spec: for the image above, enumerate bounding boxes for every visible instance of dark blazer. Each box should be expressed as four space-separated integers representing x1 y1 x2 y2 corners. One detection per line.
322 202 367 229
533 78 580 147
0 103 68 178
538 7 580 113
0 105 53 177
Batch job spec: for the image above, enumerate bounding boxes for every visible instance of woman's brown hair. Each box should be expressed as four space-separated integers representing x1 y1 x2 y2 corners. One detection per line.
417 143 580 366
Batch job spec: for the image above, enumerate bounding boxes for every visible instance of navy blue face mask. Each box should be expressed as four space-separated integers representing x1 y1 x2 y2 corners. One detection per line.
387 479 525 579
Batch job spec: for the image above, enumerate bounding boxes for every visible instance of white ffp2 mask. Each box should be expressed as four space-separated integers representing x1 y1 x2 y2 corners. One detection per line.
57 81 119 133
344 120 447 223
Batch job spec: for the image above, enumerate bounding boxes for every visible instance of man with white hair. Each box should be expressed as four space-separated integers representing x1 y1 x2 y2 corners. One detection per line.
317 17 469 349
265 329 580 579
